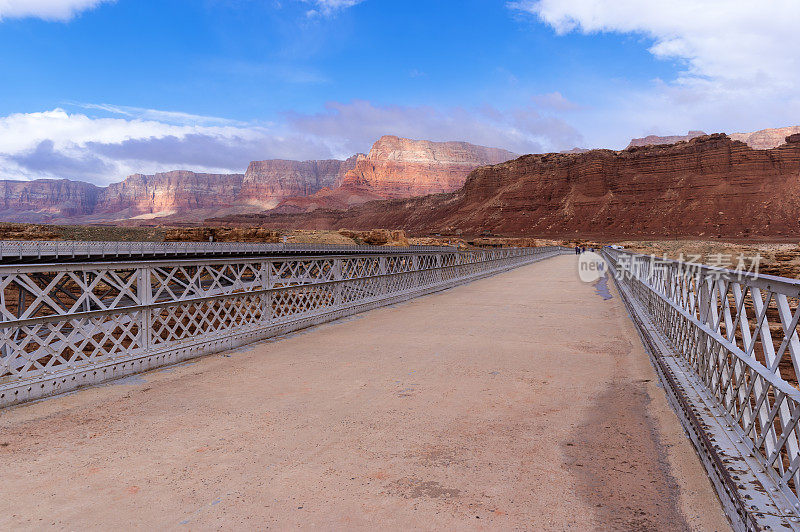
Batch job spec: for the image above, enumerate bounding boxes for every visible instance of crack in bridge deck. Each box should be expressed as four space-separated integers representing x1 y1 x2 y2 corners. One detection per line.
0 255 729 530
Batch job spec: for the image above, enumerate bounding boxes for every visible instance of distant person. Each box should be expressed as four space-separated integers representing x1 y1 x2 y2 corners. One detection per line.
575 245 580 255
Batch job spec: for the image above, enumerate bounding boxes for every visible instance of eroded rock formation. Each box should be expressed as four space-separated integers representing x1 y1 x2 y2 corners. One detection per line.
239 156 359 209
628 127 800 150
730 126 800 149
339 135 517 197
96 171 245 218
627 131 707 148
216 134 800 239
0 179 100 222
269 136 518 213
0 136 514 223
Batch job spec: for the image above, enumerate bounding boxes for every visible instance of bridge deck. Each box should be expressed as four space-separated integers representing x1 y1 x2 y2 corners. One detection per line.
0 255 728 530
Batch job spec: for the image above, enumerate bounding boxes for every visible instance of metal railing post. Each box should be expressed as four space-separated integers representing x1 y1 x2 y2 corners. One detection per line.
137 266 152 352
262 261 272 324
333 258 343 308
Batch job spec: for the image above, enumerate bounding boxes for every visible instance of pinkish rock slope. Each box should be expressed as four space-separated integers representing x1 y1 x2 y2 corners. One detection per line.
340 135 518 198
730 126 800 149
96 170 245 217
240 156 359 209
0 179 100 222
627 131 707 148
0 136 514 223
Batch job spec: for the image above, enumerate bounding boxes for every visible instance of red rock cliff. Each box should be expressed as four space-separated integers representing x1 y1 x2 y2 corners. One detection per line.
339 135 518 198
96 170 245 216
239 156 358 209
627 131 707 148
0 179 100 222
222 134 800 239
730 127 800 149
629 127 800 150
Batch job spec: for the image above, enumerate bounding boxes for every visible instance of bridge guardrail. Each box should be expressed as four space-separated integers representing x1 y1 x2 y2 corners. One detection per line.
605 246 800 530
0 245 566 407
0 240 458 262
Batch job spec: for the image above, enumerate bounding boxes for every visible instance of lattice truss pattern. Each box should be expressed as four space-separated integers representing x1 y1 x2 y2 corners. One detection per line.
0 247 556 399
607 248 800 501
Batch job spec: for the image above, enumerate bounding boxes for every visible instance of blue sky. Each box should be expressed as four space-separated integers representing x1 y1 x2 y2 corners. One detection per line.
1 0 798 184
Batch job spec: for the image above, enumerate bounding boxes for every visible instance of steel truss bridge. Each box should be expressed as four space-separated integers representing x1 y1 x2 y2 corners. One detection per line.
0 243 560 407
605 247 800 531
5 240 800 529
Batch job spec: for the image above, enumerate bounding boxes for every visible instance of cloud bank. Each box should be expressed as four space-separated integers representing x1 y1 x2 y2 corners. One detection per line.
0 0 113 21
0 103 580 185
509 0 800 144
509 0 800 88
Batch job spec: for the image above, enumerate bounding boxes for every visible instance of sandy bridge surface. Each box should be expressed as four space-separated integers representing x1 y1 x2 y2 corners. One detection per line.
0 255 729 530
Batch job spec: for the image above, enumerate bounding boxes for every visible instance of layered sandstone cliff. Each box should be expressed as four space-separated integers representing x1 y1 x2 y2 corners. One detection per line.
267 136 518 213
240 156 358 209
0 135 516 223
730 126 800 149
628 127 800 150
96 170 245 217
339 135 518 198
0 179 100 222
627 131 706 148
218 134 800 239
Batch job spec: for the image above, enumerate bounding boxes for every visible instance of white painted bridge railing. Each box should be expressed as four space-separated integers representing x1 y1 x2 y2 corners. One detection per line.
0 245 564 407
605 247 800 530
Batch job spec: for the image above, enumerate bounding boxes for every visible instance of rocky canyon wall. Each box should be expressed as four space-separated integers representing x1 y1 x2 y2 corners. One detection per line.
96 171 245 217
0 179 101 222
240 156 359 209
217 134 800 239
339 135 518 197
0 136 515 223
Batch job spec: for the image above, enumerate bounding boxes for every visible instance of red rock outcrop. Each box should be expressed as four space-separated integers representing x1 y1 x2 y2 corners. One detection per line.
260 136 517 213
96 170 245 217
338 135 518 198
627 131 707 148
0 135 515 223
239 156 359 209
215 134 800 239
0 179 100 222
628 127 800 150
730 126 800 149
270 184 387 213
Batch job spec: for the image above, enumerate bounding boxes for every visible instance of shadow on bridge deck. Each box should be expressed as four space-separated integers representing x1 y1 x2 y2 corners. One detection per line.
0 255 729 530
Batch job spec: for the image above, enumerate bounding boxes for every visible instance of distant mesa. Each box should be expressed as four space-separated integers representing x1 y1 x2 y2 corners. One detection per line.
273 135 518 213
340 135 517 197
626 131 707 149
627 126 800 150
3 127 800 240
729 126 800 150
0 135 517 223
240 156 360 210
213 132 800 240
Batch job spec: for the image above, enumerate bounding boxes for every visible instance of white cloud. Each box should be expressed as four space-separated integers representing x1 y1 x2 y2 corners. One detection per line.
509 0 800 88
0 108 331 184
508 1 800 147
76 103 248 127
0 101 582 185
0 0 112 21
